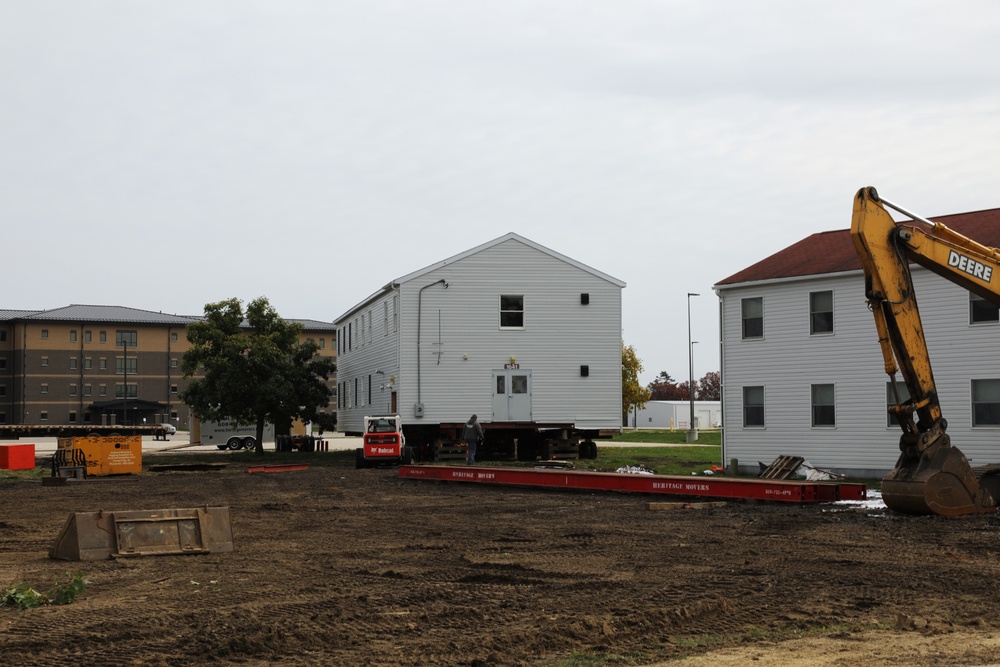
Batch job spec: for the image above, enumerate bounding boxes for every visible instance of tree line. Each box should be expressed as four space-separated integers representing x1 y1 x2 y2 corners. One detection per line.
622 343 719 420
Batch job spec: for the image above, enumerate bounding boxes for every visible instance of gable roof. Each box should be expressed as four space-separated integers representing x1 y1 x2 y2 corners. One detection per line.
336 232 625 322
715 207 1000 287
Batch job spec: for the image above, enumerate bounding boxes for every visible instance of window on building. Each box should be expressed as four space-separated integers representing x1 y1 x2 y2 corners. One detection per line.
83 412 92 423
99 358 107 370
319 337 325 349
170 358 178 368
393 295 399 332
40 384 48 394
70 358 77 370
348 322 353 351
0 385 5 397
811 384 836 427
84 358 92 369
115 357 138 375
40 411 48 421
69 385 77 396
354 378 359 407
742 297 763 339
84 330 92 343
0 330 6 342
743 386 765 427
41 329 48 339
70 330 77 342
99 385 107 397
116 330 138 347
972 379 1000 426
41 356 48 367
0 357 5 369
368 310 373 343
0 413 6 424
500 295 525 328
170 411 178 420
84 385 92 397
170 332 178 342
69 411 77 423
886 382 912 427
100 331 107 343
810 290 834 334
115 384 138 398
384 301 389 336
171 385 178 394
970 293 1000 324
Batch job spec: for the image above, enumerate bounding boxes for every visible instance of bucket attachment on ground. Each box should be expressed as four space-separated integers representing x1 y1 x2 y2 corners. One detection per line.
49 506 234 561
882 438 996 516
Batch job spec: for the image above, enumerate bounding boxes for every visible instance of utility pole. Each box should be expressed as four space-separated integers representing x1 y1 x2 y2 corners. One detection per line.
686 292 700 443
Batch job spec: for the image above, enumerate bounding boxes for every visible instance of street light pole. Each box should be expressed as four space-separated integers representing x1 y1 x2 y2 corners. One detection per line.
686 292 700 443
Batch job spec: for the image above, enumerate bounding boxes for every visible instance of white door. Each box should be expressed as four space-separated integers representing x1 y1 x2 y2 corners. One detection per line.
492 370 532 422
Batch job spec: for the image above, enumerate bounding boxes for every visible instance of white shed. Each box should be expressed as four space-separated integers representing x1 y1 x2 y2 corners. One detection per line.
714 207 1000 478
334 233 625 452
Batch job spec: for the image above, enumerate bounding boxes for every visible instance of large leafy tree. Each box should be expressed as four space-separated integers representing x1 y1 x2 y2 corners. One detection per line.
648 370 684 400
181 297 337 454
698 371 721 401
622 343 651 422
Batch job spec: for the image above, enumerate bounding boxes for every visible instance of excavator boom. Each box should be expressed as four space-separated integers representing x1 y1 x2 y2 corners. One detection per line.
851 187 997 516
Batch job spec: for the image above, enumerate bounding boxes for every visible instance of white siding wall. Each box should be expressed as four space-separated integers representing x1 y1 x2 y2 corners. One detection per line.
390 238 622 429
719 268 1000 476
336 291 401 434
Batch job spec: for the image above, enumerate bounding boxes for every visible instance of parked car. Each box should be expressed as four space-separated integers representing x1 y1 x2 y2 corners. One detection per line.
159 423 177 435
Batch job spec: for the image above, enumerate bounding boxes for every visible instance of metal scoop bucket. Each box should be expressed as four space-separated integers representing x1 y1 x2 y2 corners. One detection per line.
882 438 995 516
49 506 234 561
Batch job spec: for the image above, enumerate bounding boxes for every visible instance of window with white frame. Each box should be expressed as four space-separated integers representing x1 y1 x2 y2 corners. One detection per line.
500 295 524 328
811 384 836 427
743 386 765 427
970 293 1000 324
972 379 1000 426
809 290 834 334
741 297 763 339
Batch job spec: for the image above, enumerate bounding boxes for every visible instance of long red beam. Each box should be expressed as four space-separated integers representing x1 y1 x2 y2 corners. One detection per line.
399 465 866 503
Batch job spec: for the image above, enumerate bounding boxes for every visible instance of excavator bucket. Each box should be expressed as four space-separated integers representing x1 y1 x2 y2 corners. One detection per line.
882 441 995 516
49 507 234 561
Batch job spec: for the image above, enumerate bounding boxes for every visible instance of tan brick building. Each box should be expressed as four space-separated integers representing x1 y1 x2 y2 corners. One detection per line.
0 305 337 429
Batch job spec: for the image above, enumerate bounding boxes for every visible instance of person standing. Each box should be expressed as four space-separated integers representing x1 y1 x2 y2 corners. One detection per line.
462 415 484 466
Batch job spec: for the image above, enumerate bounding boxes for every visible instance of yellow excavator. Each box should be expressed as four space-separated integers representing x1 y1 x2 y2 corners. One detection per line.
851 186 1000 516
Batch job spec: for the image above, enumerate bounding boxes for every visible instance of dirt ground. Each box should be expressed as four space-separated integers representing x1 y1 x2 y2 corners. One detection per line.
3 455 1000 667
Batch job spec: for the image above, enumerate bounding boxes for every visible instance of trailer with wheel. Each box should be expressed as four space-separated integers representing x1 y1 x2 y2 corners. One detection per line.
193 418 275 451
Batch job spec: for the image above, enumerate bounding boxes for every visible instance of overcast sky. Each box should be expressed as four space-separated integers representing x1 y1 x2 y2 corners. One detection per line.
4 1 1000 384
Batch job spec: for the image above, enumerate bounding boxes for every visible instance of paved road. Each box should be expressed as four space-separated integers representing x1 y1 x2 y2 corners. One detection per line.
0 433 363 458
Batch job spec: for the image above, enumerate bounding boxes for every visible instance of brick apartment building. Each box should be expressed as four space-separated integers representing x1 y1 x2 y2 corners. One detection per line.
0 305 337 429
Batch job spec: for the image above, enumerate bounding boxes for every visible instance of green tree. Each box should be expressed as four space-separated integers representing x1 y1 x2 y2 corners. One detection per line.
181 297 337 454
622 343 651 422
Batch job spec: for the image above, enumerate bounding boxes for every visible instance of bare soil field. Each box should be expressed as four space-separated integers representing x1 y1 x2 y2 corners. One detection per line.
3 455 1000 666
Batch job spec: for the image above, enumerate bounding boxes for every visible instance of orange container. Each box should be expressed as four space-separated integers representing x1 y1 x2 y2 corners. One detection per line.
0 444 36 470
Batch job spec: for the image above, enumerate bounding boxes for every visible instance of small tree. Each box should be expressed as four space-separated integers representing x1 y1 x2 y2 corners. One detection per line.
698 371 721 401
622 343 651 423
181 297 337 454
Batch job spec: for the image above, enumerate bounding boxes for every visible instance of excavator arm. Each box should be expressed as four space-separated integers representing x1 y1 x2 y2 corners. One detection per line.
851 186 999 516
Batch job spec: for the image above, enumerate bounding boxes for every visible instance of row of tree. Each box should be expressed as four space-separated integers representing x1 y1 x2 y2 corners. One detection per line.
621 343 720 419
647 370 721 401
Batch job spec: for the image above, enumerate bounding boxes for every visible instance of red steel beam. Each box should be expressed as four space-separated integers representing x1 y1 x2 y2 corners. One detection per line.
399 465 866 503
246 464 310 474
